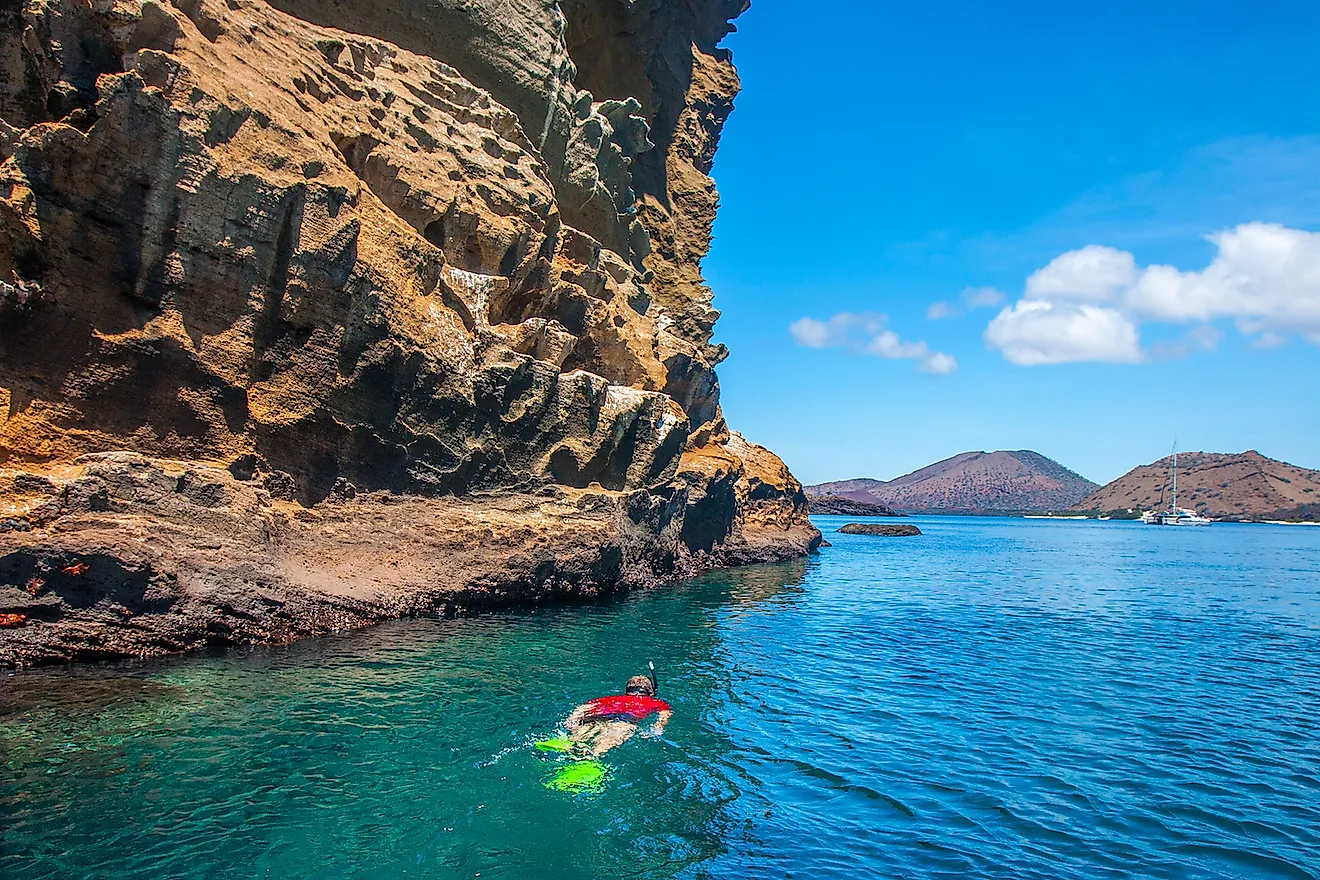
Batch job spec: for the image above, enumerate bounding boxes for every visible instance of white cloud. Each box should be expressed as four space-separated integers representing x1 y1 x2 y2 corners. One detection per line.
985 300 1142 366
789 313 886 348
986 223 1320 365
1025 245 1137 302
1125 223 1320 330
790 312 957 374
920 352 959 375
926 301 956 320
866 329 930 360
788 316 834 348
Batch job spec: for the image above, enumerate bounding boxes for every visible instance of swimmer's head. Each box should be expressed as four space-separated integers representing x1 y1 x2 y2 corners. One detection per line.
624 674 655 696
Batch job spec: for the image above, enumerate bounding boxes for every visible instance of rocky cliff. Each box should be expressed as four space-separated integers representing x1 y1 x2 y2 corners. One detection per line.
0 0 818 666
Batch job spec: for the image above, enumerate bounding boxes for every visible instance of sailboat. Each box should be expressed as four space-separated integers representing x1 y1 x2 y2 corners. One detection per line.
1142 441 1211 526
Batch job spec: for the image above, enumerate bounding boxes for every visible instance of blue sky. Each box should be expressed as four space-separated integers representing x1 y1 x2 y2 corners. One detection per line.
702 0 1320 485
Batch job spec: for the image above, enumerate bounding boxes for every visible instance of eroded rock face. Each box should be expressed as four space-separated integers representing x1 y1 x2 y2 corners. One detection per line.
0 0 817 665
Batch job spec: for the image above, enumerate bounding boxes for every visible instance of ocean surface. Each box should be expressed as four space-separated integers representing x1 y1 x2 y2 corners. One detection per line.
4 516 1320 879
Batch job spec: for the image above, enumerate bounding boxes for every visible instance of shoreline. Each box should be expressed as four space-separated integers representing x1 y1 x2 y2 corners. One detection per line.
1 452 819 669
811 512 1320 525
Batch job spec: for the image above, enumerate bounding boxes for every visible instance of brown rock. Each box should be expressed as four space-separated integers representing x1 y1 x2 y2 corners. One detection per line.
837 523 922 537
0 0 817 666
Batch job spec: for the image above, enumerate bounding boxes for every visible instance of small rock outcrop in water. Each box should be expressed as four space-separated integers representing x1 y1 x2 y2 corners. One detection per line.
0 0 818 666
807 495 899 517
838 523 922 537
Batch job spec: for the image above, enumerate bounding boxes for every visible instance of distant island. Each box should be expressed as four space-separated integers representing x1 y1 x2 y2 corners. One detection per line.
1074 451 1320 522
807 450 1097 514
806 496 900 516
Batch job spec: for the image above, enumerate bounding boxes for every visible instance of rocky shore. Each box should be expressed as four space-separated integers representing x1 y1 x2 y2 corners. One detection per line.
0 0 818 666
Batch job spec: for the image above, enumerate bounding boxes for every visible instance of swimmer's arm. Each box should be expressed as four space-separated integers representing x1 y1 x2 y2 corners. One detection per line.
644 709 671 738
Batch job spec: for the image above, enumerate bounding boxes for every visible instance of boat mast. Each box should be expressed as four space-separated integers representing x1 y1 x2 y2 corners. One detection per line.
1171 439 1178 514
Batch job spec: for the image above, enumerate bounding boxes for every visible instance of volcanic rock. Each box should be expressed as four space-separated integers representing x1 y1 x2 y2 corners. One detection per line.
0 0 817 666
837 523 922 537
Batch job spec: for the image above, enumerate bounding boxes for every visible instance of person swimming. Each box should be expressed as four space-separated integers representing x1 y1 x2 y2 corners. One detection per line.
560 669 672 759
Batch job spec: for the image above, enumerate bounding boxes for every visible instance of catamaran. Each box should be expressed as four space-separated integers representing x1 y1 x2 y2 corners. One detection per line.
1141 441 1212 526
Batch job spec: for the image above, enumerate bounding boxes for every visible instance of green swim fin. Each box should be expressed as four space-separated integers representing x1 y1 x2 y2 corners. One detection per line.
546 760 607 792
534 736 573 753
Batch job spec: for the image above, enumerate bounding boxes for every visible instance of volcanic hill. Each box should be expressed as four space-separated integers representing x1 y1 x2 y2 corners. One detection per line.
807 451 1098 514
0 0 819 666
1074 451 1320 521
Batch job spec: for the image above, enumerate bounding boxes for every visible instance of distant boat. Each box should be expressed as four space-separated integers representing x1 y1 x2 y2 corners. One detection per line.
1141 440 1211 526
1161 508 1212 526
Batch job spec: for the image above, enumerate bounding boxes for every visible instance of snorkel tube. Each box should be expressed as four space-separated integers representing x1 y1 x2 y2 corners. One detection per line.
648 660 659 694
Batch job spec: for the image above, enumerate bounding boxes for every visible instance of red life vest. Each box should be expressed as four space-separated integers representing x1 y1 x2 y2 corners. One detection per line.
581 694 670 723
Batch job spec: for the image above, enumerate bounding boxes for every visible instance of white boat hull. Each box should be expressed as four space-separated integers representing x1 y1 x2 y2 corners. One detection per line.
1160 508 1212 526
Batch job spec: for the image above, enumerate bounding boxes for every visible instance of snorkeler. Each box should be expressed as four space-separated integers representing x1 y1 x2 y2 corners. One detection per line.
561 665 671 759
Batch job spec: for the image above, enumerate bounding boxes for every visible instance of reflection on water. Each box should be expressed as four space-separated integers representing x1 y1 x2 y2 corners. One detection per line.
4 518 1320 879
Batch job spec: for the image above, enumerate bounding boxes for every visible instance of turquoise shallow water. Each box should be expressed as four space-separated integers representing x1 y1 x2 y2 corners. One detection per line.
4 516 1320 879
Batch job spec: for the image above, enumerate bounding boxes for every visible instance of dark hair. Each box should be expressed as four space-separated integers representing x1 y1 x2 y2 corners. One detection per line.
623 674 655 696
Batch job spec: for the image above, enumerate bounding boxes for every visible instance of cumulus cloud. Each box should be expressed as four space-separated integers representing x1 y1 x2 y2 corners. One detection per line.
1025 245 1137 302
1126 224 1320 328
788 315 845 348
985 222 1320 365
985 301 1142 365
790 312 957 374
927 286 1005 321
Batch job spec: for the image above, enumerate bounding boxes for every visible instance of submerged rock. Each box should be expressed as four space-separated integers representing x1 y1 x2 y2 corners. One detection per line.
0 0 818 666
838 523 922 537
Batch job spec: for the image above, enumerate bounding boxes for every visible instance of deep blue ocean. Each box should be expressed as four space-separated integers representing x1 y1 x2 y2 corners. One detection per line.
4 516 1320 879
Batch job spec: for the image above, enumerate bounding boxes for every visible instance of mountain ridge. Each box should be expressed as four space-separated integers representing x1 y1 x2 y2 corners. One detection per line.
1074 451 1320 520
807 450 1098 513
